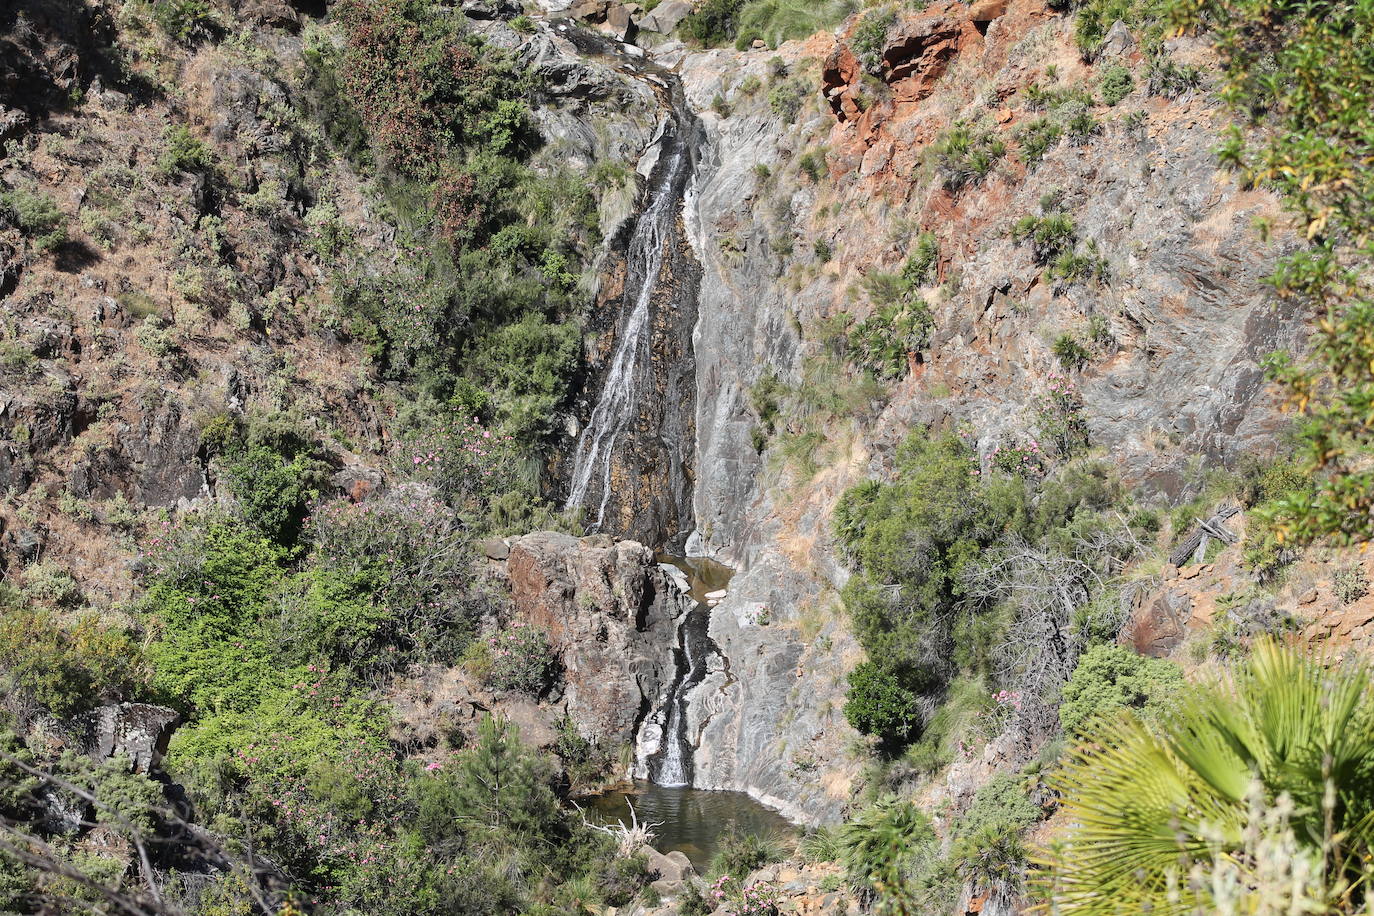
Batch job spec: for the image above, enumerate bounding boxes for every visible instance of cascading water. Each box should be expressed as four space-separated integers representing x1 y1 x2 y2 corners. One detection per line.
565 140 690 529
650 601 714 786
557 24 701 546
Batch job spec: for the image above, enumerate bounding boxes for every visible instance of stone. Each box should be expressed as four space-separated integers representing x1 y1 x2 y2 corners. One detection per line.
1098 19 1136 58
1121 591 1191 657
642 845 695 882
639 0 692 32
602 3 634 40
505 532 685 746
571 0 610 21
1298 588 1319 605
968 0 1008 21
70 703 180 773
482 536 511 560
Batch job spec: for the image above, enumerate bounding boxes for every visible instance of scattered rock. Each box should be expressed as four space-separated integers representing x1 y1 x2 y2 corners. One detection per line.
482 536 511 560
968 0 1008 21
1098 19 1136 58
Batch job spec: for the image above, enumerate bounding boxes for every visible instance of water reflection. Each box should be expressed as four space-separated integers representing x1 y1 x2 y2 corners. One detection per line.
588 782 796 868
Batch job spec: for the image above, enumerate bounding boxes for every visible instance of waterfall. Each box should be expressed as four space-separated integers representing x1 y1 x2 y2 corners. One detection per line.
649 601 714 787
565 141 690 529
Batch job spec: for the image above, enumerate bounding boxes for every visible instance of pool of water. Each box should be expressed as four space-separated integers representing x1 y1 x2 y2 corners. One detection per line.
588 782 796 868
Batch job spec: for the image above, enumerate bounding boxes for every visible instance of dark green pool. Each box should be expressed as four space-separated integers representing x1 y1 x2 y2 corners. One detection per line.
588 782 796 868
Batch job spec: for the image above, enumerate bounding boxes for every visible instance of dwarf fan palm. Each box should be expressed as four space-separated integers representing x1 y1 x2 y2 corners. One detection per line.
1039 638 1374 914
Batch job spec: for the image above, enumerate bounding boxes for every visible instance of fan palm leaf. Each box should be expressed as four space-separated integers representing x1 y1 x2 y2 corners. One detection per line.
1038 638 1374 915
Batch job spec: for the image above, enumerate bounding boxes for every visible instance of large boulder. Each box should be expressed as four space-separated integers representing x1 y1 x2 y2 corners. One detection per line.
505 532 685 746
639 0 692 32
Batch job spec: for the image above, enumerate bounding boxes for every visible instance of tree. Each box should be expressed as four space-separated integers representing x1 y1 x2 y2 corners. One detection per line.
1170 0 1374 546
1041 639 1374 914
844 662 923 746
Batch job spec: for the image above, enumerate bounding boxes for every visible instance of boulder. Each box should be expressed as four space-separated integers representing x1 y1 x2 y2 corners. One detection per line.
1098 19 1136 58
506 532 685 745
62 704 181 773
968 0 1008 20
642 845 695 882
640 0 692 32
1120 591 1191 657
602 3 635 40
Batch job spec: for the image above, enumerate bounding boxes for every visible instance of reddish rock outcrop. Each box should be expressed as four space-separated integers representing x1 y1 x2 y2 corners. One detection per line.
505 532 683 746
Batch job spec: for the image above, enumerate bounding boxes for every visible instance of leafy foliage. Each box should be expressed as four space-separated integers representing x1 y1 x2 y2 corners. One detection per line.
1058 644 1184 735
1169 0 1374 547
845 662 923 745
0 188 67 253
932 121 1007 191
1044 640 1374 914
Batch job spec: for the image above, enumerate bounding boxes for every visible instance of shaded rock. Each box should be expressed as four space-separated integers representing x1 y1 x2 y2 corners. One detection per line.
1120 591 1191 657
1098 19 1135 58
603 3 635 40
73 703 180 773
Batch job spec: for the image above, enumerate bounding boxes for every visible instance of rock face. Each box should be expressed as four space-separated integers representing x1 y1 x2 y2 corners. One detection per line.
506 531 687 747
647 0 1305 823
61 703 180 773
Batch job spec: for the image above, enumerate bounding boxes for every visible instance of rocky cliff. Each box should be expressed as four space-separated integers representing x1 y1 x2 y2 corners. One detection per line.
616 0 1306 823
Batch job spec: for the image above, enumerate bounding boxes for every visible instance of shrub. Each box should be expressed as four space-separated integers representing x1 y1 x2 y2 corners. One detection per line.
837 796 936 895
1052 333 1092 371
684 0 748 44
852 7 898 74
1062 106 1101 145
904 232 940 285
798 147 827 182
844 661 923 745
0 604 144 718
847 300 934 379
768 75 811 120
510 14 535 32
933 121 1007 190
1059 644 1184 735
1334 564 1369 605
709 829 785 880
152 0 219 43
1144 51 1203 99
1047 245 1108 287
222 445 324 547
1011 212 1075 264
158 126 216 177
1 188 67 252
956 774 1041 838
1098 63 1134 105
484 625 557 696
1015 118 1063 167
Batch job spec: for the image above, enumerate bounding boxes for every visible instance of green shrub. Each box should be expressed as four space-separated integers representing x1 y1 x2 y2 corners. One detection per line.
709 828 785 880
798 147 828 182
847 300 933 379
1062 106 1101 145
1011 211 1076 264
223 444 324 547
0 188 67 252
1048 245 1108 286
1098 63 1135 105
955 774 1041 838
837 796 936 895
1144 51 1203 98
1015 118 1063 167
1052 333 1092 371
852 7 898 75
844 661 923 745
933 121 1007 190
1059 645 1185 735
768 75 811 120
158 126 216 177
904 232 940 285
0 605 144 718
685 0 748 44
734 0 858 50
510 14 535 32
152 0 219 43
